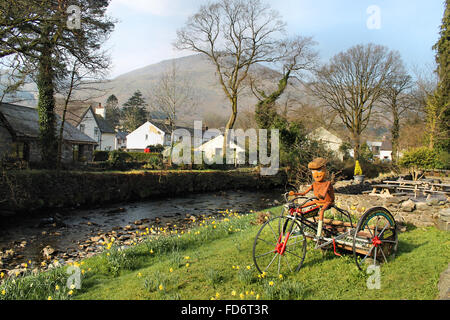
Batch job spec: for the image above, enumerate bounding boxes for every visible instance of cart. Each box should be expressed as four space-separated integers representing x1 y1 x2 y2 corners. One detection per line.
252 193 399 274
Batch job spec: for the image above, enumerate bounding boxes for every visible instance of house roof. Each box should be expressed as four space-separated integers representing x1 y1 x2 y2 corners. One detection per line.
0 102 97 145
195 134 245 151
307 127 343 145
116 130 128 139
78 106 116 134
151 120 196 136
381 139 393 151
54 98 90 127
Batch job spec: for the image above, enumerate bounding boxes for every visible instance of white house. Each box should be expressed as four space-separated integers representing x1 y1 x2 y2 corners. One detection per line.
348 139 393 161
367 139 393 161
127 120 221 152
194 134 246 164
126 121 166 150
78 104 117 151
307 127 345 161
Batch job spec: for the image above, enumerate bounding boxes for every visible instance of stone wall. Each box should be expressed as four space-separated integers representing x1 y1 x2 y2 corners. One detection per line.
332 193 449 228
0 170 287 213
0 122 13 160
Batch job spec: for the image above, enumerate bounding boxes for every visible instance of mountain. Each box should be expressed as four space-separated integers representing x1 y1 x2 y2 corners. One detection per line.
1 54 306 128
74 54 304 127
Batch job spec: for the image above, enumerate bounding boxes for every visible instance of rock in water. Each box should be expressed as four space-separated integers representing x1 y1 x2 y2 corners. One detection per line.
42 246 56 259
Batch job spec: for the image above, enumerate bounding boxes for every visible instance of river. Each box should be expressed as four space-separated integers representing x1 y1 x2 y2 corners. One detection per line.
0 189 285 273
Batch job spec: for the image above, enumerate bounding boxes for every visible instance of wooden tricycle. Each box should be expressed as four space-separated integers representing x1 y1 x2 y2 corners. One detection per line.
252 192 399 274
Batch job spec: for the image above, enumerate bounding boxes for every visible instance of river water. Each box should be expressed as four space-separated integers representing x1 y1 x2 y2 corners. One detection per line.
0 189 285 271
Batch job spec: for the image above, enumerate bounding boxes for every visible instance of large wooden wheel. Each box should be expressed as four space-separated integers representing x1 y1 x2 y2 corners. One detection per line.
352 207 398 270
253 216 307 275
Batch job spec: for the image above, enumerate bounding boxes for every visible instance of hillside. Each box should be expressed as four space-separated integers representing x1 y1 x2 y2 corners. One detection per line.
74 54 304 127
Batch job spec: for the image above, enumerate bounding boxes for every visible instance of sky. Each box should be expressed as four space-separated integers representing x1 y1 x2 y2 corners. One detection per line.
104 0 445 78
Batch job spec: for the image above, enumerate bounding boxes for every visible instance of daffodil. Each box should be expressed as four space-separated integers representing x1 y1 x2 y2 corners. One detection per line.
68 290 73 296
159 284 164 291
47 296 52 300
186 263 190 268
239 293 245 299
231 290 236 296
169 268 174 273
269 281 274 286
137 273 142 277
1 290 6 296
55 285 60 291
215 292 220 298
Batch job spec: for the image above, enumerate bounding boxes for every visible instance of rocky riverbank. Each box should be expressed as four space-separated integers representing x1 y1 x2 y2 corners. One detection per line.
0 189 285 277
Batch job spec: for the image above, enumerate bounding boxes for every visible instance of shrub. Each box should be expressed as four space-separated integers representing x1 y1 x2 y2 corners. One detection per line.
108 150 132 170
93 151 110 162
398 147 443 180
128 152 162 162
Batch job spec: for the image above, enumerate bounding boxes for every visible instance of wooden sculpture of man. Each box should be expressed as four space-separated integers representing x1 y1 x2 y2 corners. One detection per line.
290 157 335 239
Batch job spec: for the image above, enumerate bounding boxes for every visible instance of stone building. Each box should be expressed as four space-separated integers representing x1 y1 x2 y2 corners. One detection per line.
0 102 97 163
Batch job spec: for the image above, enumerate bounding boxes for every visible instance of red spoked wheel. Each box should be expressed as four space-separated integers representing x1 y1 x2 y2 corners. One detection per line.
353 207 398 270
253 216 307 275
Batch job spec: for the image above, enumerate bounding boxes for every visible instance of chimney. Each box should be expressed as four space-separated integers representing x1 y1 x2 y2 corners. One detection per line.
95 102 106 118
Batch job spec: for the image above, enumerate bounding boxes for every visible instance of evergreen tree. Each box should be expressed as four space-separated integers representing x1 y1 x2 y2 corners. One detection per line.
105 94 121 128
121 90 148 132
0 1 115 166
432 0 450 150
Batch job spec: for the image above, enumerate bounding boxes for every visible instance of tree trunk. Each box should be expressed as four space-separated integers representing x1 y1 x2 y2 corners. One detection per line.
391 111 400 164
223 96 238 160
37 35 57 168
352 132 361 162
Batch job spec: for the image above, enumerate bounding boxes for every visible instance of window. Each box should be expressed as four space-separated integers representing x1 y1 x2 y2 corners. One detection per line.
94 127 99 136
145 134 148 140
80 124 85 133
10 142 29 161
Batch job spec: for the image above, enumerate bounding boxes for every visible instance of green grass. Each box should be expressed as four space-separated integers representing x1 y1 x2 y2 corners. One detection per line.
1 207 449 300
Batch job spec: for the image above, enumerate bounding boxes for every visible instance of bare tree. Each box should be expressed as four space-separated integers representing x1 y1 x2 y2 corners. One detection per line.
248 36 318 128
149 62 197 164
55 59 109 168
412 64 449 149
174 0 286 152
309 43 399 161
0 55 34 104
378 61 413 163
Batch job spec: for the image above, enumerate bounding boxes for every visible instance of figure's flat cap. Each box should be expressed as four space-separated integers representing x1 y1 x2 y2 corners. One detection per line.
308 157 327 170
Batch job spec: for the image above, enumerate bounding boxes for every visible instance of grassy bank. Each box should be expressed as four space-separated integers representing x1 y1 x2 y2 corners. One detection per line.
1 207 449 300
